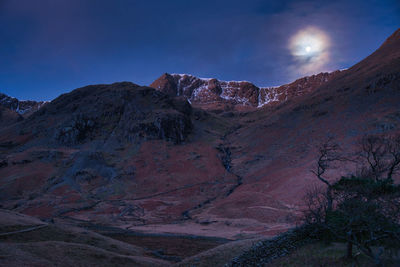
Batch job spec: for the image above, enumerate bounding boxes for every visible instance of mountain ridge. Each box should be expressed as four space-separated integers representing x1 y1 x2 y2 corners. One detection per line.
0 93 47 117
150 71 342 111
0 70 343 120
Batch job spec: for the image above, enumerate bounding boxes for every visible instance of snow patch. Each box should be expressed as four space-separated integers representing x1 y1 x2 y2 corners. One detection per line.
257 87 285 107
0 93 47 114
164 70 339 108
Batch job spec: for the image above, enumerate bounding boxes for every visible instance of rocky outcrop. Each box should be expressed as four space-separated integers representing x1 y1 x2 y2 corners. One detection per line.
26 82 192 146
55 115 96 145
150 73 260 107
150 71 341 110
0 93 47 117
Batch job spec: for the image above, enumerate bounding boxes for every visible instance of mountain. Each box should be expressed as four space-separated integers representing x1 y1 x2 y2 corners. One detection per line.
8 82 192 146
0 93 47 117
150 71 341 111
0 28 399 246
0 82 237 231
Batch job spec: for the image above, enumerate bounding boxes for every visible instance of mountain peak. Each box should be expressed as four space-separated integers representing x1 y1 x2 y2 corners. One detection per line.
383 28 400 45
150 71 341 111
0 93 47 117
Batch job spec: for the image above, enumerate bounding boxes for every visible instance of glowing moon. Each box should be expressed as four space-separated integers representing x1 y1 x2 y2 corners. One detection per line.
289 26 331 75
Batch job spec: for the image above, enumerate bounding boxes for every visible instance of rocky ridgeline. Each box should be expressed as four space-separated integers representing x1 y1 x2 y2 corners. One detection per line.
227 226 315 267
0 93 47 117
19 82 193 146
150 71 341 109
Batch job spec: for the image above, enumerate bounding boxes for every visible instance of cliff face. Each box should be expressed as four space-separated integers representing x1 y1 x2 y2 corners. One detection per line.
150 71 341 111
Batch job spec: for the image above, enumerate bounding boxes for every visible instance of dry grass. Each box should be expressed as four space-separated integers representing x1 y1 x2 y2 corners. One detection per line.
0 209 170 266
0 223 146 257
107 233 229 261
269 242 400 267
175 237 263 267
0 241 169 267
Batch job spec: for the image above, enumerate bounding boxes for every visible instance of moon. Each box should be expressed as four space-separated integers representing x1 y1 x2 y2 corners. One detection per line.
289 26 331 75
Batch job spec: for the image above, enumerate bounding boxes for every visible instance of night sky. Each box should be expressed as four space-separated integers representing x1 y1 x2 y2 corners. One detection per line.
1 0 399 101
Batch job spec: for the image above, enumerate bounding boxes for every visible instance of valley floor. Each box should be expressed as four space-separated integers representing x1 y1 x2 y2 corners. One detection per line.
1 209 400 267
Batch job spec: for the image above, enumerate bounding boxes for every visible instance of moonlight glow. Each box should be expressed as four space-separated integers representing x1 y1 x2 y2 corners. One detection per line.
289 26 331 75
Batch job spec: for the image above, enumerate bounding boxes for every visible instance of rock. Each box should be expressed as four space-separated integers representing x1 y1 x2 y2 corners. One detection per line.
56 115 96 145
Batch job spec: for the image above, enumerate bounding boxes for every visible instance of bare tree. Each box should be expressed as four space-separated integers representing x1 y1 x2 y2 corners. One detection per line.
306 134 400 264
358 135 400 181
310 137 349 214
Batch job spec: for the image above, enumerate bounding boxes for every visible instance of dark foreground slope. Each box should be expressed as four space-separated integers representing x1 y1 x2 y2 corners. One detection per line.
0 209 170 266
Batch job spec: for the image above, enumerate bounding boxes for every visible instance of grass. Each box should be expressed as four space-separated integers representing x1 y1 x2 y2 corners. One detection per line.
107 233 229 261
176 238 263 267
269 242 400 267
0 219 170 266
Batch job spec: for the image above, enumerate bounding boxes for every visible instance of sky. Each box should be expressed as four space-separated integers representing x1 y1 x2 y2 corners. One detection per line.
0 0 399 101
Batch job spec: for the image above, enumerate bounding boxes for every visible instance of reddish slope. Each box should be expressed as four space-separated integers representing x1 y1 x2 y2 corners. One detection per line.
197 28 400 233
